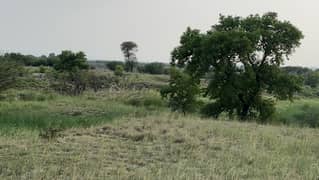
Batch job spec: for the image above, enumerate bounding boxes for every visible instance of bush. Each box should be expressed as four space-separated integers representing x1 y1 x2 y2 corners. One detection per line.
49 70 88 96
126 92 165 109
0 61 23 93
39 66 46 73
257 98 276 123
143 62 166 74
114 65 124 76
275 101 319 128
87 72 106 92
304 71 319 88
106 61 124 71
18 91 50 101
18 91 38 101
293 105 319 128
137 64 145 73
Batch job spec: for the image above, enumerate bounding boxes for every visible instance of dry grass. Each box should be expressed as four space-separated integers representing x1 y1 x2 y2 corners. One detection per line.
0 113 319 179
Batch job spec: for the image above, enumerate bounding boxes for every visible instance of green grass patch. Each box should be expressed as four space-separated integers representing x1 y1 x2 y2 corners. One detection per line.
0 90 165 135
275 98 319 127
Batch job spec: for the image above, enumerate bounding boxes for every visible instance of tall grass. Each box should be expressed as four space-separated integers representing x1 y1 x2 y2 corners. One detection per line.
1 113 319 179
0 90 166 135
274 98 319 127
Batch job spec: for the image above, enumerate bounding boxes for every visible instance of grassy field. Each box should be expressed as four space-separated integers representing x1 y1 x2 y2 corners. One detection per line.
1 72 319 179
1 113 319 179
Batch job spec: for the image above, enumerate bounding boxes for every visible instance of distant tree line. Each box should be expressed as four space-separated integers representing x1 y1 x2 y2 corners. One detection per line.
0 52 59 66
0 43 169 76
104 61 169 75
0 50 100 96
282 66 319 88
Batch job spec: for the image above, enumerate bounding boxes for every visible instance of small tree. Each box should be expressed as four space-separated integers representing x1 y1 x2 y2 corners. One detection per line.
120 41 138 72
51 50 89 96
161 68 200 114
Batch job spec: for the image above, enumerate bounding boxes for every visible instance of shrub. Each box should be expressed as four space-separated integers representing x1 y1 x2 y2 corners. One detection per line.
304 71 319 88
143 62 166 74
18 91 50 101
161 68 200 114
49 70 88 96
114 65 124 76
275 102 319 128
256 98 276 123
0 61 23 94
18 91 38 101
106 61 124 71
126 92 165 110
39 66 46 73
137 64 146 73
87 72 106 92
293 105 319 128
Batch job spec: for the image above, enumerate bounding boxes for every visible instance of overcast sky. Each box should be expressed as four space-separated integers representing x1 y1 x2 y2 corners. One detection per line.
0 0 318 66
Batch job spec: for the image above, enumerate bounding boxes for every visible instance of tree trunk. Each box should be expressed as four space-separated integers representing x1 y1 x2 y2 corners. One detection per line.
240 104 250 120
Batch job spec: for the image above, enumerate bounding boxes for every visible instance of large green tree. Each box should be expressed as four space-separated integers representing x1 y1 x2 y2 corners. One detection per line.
170 12 304 121
120 41 138 72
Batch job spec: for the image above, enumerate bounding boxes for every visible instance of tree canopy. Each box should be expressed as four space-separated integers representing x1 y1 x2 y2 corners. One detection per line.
0 52 59 67
170 12 304 121
50 51 89 96
54 51 89 72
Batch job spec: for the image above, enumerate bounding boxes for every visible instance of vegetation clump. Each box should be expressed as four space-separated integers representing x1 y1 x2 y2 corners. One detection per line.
0 61 23 94
114 64 124 76
161 68 200 114
105 61 125 71
50 50 90 96
143 62 166 75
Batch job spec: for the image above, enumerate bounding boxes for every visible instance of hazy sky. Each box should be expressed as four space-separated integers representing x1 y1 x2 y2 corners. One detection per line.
0 0 318 66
